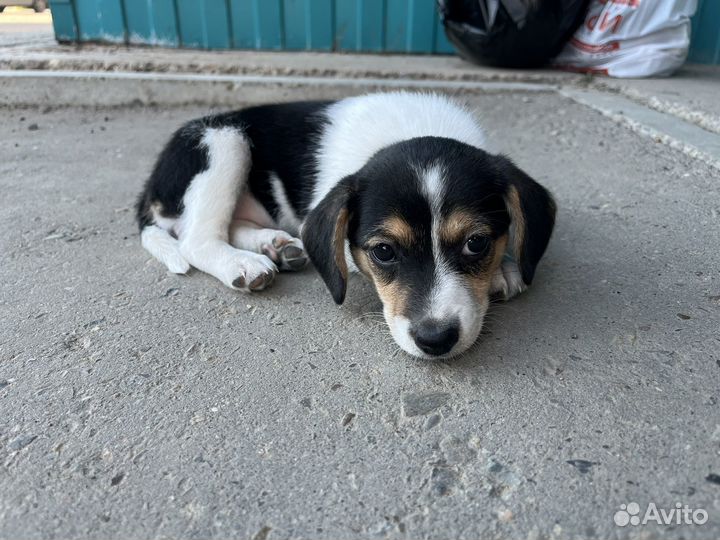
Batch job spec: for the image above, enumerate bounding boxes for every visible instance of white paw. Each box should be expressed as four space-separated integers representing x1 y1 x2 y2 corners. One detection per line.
166 256 191 275
228 252 277 292
491 258 527 300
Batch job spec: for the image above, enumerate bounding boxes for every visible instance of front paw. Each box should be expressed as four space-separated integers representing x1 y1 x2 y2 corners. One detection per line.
261 237 308 272
490 257 527 300
229 253 277 292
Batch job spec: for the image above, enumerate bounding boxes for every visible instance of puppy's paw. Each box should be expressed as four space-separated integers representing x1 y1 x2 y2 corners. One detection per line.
491 258 527 300
262 237 308 272
230 253 277 292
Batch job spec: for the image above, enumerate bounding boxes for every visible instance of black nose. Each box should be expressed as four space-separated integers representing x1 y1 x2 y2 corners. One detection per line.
411 319 460 356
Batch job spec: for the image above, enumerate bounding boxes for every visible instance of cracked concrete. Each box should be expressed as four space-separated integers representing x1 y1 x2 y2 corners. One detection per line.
1 86 719 539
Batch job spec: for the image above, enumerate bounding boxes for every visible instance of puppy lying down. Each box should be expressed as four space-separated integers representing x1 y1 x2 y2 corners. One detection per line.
137 92 555 359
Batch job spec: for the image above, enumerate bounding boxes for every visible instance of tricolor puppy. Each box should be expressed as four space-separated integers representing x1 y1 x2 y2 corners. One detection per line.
137 92 555 358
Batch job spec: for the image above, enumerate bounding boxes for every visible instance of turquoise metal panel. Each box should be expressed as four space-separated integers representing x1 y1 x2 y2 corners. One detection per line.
360 0 385 51
335 0 385 52
689 0 720 64
334 0 358 50
122 0 179 46
306 0 334 50
229 0 283 49
255 0 284 49
74 0 126 42
177 0 231 49
283 0 307 49
433 6 454 54
229 0 255 48
48 0 79 42
283 0 332 50
386 0 435 53
50 0 457 54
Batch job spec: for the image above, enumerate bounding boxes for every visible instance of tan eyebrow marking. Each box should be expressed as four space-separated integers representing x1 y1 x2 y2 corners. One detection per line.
376 215 415 248
440 209 492 245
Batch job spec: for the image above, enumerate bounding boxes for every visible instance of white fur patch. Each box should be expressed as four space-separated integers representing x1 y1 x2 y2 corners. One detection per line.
141 224 189 274
269 172 302 236
311 92 486 209
431 270 485 356
385 313 425 358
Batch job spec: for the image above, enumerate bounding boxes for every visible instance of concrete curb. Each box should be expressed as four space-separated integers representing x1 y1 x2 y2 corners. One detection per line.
2 68 719 171
560 88 720 171
0 69 555 107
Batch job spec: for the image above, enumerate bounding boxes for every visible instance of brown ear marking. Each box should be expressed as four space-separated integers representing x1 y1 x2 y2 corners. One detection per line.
334 207 350 284
498 157 556 285
505 185 526 266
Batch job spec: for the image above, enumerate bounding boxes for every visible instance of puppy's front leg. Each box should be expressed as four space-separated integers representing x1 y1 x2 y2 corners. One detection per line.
177 127 277 291
230 220 307 272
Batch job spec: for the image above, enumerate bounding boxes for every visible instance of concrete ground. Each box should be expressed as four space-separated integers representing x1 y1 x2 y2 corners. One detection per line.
1 76 720 540
2 17 720 539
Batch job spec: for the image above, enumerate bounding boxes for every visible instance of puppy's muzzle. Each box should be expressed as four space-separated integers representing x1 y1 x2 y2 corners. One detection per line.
410 318 460 357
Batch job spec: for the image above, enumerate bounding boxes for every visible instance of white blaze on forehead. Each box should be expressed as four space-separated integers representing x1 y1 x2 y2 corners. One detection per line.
418 163 445 261
417 163 455 316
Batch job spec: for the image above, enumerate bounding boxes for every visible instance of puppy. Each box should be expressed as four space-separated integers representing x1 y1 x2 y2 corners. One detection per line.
136 92 556 358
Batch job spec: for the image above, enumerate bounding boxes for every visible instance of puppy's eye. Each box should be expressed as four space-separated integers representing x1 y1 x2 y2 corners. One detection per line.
462 235 490 258
370 243 396 264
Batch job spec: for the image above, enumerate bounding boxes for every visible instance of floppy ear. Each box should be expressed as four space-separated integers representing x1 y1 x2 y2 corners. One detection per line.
497 156 556 285
302 176 358 305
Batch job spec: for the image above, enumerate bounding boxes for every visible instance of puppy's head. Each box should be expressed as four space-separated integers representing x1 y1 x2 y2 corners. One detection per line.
303 137 555 359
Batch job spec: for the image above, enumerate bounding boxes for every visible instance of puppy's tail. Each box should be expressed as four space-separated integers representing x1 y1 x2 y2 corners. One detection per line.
140 225 190 275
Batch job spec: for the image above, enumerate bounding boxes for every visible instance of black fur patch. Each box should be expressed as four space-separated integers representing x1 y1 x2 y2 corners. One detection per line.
239 101 331 220
135 101 331 230
135 120 209 230
301 176 358 304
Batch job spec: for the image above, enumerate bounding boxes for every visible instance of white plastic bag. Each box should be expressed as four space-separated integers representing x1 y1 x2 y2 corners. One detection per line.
553 0 698 78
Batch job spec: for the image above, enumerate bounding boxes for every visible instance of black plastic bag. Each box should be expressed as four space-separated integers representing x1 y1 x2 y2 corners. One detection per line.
439 0 589 68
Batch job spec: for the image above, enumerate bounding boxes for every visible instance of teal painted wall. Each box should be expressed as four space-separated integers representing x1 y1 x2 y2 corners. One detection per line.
689 0 720 64
48 0 718 63
49 0 454 53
